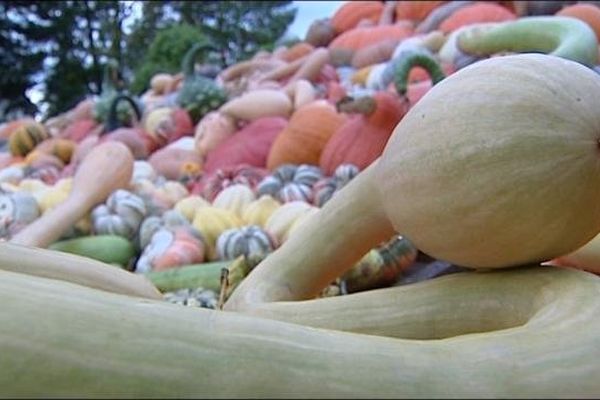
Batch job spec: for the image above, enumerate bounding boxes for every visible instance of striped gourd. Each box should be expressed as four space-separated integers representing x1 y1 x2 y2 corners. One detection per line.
91 189 147 240
212 184 256 218
216 225 278 261
256 164 323 203
8 122 49 157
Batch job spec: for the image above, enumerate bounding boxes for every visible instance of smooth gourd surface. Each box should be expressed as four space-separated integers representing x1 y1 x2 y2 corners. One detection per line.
377 54 600 268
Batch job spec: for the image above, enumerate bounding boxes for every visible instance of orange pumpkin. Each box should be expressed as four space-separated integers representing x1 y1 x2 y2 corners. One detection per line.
439 2 517 34
329 22 414 52
395 1 446 23
319 92 408 175
266 100 346 170
331 1 385 35
557 3 600 42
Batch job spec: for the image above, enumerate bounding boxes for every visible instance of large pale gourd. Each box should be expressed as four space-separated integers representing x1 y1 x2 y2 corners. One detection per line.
226 54 600 310
377 53 600 268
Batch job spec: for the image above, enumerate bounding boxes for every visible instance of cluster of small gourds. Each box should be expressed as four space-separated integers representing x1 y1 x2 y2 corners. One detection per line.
1 0 599 304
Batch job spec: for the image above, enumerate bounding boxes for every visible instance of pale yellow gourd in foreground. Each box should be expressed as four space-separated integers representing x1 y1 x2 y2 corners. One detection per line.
2 54 600 397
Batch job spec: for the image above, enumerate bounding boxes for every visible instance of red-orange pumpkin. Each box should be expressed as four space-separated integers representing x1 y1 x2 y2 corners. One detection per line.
328 22 414 52
319 92 408 175
556 3 600 42
266 100 346 170
204 117 288 174
439 2 517 34
59 119 99 143
395 1 447 23
331 1 384 35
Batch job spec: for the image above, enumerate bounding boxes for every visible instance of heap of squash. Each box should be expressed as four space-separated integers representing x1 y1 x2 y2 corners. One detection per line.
3 1 600 396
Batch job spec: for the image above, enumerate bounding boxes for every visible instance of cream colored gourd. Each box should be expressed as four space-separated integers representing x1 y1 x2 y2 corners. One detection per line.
225 54 600 311
282 205 320 243
211 184 256 218
174 195 211 222
2 262 600 397
241 195 282 228
264 200 315 244
219 89 293 121
192 206 244 260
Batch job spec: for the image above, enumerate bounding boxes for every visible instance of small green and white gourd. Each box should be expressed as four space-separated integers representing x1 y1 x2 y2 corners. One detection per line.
91 189 147 240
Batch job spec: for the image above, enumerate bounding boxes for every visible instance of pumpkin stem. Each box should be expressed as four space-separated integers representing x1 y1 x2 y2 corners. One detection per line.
105 94 142 133
182 42 218 79
336 96 377 115
392 50 446 96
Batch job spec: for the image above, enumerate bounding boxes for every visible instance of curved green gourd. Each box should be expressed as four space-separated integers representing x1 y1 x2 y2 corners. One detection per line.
176 42 228 124
457 16 599 67
390 50 446 95
105 94 143 133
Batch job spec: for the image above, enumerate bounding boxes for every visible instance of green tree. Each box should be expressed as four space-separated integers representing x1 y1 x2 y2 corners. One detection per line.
129 23 206 94
0 1 50 122
171 1 297 67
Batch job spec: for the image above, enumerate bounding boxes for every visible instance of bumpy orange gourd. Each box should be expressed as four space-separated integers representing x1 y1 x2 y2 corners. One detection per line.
329 23 414 52
320 92 408 176
439 2 517 34
267 100 346 170
331 1 384 35
395 1 446 23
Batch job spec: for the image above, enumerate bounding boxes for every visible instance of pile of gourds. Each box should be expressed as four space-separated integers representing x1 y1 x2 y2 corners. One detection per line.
3 0 600 397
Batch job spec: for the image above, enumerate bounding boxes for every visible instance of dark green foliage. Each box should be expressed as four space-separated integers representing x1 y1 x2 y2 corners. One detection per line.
129 23 206 95
0 1 297 122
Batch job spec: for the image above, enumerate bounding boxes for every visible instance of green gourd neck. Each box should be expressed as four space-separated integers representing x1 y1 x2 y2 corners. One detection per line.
105 94 141 133
182 42 216 79
457 16 599 67
393 51 446 95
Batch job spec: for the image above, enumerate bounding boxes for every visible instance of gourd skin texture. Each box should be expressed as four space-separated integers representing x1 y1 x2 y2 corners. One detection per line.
377 54 600 268
2 266 600 397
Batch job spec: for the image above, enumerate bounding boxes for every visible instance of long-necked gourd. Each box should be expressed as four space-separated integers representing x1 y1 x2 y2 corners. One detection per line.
1 264 599 397
225 53 600 310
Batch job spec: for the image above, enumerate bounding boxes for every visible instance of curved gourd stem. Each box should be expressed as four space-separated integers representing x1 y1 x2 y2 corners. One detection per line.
224 162 396 311
105 94 142 133
391 50 446 95
457 16 599 67
182 42 217 80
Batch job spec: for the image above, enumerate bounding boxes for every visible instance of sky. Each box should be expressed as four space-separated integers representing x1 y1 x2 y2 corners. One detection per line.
286 1 346 38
